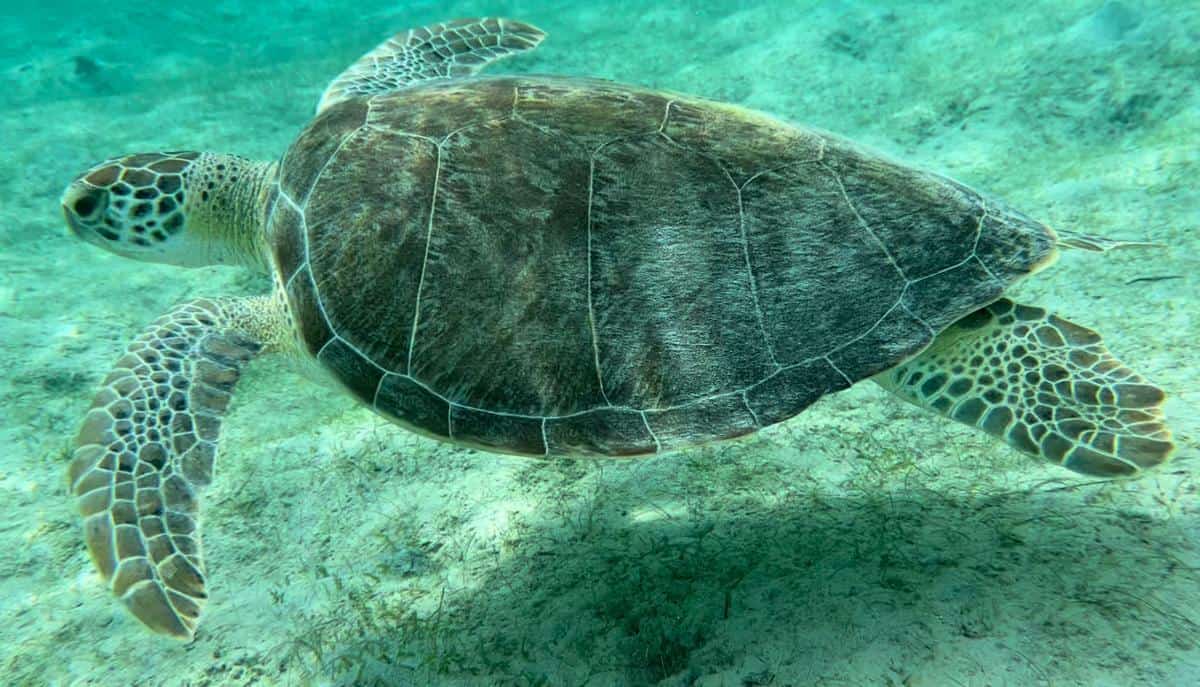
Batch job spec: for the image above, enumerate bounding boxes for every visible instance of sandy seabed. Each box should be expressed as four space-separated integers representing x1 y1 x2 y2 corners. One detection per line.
0 1 1196 685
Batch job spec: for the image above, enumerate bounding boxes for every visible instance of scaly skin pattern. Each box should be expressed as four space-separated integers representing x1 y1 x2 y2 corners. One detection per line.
63 151 276 270
67 296 289 639
877 298 1173 476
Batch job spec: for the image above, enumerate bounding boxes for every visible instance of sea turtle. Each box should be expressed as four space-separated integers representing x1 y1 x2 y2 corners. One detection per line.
60 17 1174 640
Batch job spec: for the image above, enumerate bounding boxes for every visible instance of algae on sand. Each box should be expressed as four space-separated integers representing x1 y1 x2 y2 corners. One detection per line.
0 0 1197 685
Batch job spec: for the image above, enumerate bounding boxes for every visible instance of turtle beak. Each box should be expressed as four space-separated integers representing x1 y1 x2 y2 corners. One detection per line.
63 205 85 239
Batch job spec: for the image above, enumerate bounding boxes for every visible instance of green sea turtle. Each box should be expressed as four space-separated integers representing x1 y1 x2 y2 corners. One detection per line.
60 17 1174 640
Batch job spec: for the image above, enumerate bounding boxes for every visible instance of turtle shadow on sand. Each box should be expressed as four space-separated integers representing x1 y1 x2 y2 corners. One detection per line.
278 455 1199 686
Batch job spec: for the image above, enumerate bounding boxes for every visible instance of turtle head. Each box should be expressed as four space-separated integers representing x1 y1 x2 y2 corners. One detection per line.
62 152 276 269
62 152 205 265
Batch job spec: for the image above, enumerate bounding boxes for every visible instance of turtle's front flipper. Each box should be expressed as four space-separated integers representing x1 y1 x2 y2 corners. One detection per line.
875 298 1174 476
317 17 546 112
68 297 273 639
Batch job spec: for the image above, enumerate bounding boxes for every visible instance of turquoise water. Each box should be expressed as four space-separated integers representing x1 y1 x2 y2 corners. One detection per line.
1 1 1197 685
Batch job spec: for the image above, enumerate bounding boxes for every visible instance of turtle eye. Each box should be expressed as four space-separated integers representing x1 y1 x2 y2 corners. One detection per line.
72 189 104 219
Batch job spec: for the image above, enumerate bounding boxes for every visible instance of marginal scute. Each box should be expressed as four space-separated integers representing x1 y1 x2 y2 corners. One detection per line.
317 338 384 403
375 374 450 437
451 405 545 455
545 409 655 455
645 394 759 450
744 360 849 427
974 208 1056 282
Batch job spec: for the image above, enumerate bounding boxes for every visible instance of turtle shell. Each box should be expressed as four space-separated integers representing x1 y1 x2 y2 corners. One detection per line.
267 75 1055 456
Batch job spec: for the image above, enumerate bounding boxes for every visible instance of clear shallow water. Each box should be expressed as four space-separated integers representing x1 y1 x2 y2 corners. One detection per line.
1 1 1196 685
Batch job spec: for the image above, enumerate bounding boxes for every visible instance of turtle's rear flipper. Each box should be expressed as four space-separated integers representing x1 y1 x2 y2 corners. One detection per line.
68 298 264 639
875 298 1174 476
